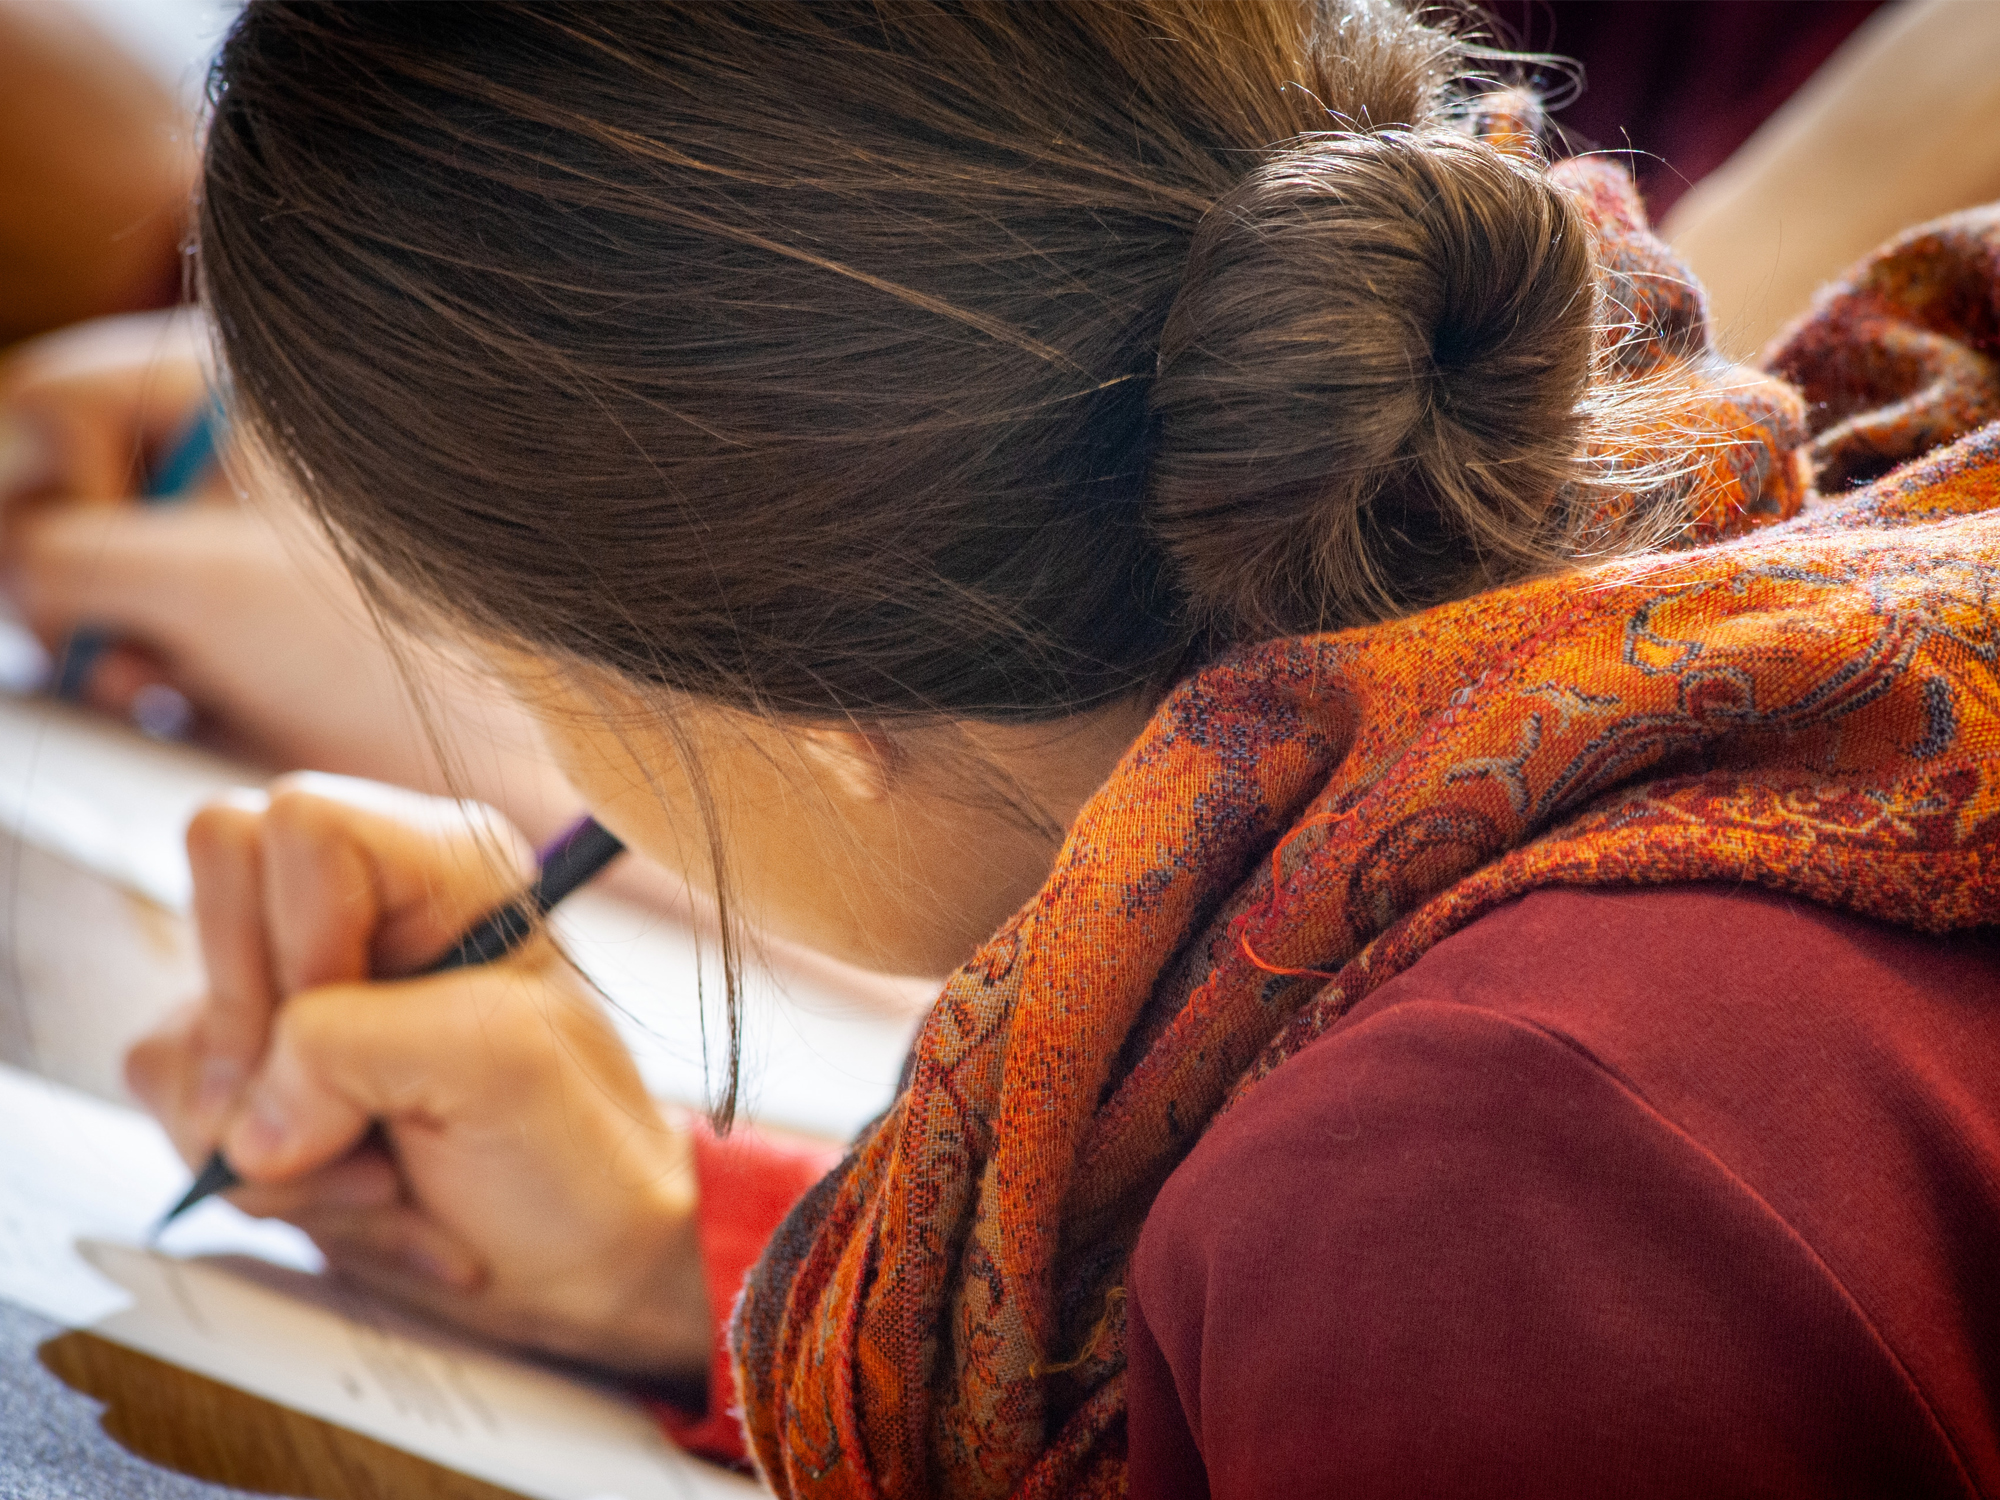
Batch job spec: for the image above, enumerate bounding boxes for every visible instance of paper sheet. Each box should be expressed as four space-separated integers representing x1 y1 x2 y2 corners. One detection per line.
0 1063 755 1499
0 1062 319 1326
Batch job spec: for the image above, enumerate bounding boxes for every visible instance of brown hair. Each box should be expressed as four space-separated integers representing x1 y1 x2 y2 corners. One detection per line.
198 0 1625 717
198 1 1642 1107
1152 127 1598 634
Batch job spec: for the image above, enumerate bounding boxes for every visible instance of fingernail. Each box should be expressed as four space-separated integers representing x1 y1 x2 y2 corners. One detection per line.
234 1090 290 1164
196 1055 245 1114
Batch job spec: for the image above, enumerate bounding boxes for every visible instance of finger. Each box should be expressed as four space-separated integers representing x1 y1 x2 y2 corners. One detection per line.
0 413 54 502
4 503 179 643
261 784 381 997
124 1003 213 1166
0 313 210 504
261 774 535 977
184 795 277 1122
2 503 248 647
0 309 208 406
223 1146 402 1221
222 959 620 1181
0 405 140 505
1 392 174 508
296 1205 487 1295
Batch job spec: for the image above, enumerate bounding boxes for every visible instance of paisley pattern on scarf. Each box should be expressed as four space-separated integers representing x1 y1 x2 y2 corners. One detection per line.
732 118 2000 1499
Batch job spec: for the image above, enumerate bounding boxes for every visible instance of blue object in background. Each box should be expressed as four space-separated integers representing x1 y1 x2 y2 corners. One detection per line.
52 407 220 707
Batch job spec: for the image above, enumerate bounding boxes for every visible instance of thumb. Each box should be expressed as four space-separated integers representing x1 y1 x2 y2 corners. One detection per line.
220 959 578 1182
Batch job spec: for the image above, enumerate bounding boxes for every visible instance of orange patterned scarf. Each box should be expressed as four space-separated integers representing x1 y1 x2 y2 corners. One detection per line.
733 141 2000 1496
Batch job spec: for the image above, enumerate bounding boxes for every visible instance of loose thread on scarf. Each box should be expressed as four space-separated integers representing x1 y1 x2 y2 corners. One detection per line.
1030 1287 1128 1379
1234 808 1355 981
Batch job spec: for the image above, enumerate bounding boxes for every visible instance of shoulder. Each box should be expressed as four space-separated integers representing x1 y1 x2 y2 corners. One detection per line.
1128 885 2000 1500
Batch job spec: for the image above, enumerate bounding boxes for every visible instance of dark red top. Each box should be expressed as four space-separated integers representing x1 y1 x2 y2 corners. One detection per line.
1126 884 2000 1499
661 884 2000 1490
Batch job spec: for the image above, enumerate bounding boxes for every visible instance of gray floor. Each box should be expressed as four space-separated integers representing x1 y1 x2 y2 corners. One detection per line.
0 1298 248 1500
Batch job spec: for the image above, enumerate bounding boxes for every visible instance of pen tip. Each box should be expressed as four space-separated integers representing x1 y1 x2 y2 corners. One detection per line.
154 1150 241 1238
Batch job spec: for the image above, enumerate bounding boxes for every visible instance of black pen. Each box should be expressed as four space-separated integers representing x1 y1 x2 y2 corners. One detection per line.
154 813 626 1232
55 406 220 708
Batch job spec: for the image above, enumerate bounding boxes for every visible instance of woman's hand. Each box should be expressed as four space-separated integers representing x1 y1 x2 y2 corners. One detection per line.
0 309 213 501
0 311 413 770
125 776 712 1385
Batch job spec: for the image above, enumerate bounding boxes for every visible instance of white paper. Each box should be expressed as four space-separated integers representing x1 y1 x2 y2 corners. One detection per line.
83 1245 752 1500
0 611 49 696
0 1063 756 1500
0 1062 318 1327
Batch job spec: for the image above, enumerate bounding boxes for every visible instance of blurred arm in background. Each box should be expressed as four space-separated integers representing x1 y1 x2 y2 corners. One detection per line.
0 0 194 346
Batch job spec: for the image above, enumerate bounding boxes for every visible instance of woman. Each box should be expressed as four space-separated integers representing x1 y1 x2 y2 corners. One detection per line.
128 2 2000 1495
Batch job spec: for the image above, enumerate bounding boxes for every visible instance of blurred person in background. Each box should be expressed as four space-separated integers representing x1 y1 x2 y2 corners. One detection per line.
0 1 193 346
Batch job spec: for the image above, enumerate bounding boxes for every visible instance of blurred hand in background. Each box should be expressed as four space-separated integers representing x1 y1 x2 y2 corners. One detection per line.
0 307 583 844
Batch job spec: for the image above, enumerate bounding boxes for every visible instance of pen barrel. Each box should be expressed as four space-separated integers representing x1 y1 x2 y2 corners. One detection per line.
412 819 625 976
532 817 627 907
419 900 537 975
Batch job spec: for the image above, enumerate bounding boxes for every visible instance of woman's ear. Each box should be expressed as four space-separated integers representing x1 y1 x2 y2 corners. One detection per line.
793 726 903 804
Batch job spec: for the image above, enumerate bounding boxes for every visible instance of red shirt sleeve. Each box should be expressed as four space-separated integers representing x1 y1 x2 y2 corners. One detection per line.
1128 887 1999 1499
646 1116 843 1469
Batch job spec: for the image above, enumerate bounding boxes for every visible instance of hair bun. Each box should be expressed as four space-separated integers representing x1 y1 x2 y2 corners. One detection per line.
1146 127 1597 639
